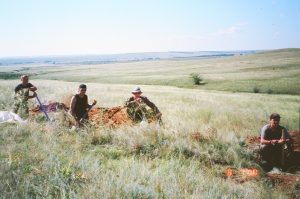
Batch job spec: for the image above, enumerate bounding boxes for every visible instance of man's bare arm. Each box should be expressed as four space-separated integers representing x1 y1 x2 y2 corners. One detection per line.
261 137 272 145
69 96 77 118
30 84 37 92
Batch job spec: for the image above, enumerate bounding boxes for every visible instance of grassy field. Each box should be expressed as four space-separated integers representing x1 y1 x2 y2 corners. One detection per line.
1 48 300 95
0 78 300 198
0 49 300 198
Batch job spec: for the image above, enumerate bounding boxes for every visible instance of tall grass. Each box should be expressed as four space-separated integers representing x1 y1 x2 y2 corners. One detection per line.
0 80 299 198
0 120 291 198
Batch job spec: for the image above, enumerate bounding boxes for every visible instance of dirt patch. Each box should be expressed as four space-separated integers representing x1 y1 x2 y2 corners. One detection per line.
245 136 260 150
266 173 300 198
89 106 163 127
30 103 140 127
88 107 105 126
30 99 162 128
246 136 260 145
102 106 132 127
266 173 300 186
290 131 300 152
89 106 132 127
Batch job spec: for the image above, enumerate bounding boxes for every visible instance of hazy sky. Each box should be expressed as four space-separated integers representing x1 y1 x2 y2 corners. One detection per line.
0 0 299 57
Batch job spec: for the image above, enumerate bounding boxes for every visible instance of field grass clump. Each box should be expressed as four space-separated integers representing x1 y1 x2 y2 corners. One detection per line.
190 73 204 85
253 86 260 93
91 131 113 145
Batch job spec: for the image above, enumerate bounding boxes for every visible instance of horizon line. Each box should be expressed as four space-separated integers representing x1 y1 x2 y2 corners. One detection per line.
0 49 276 59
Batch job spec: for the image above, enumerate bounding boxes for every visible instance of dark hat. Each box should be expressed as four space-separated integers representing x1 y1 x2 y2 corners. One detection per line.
270 113 281 119
79 84 87 89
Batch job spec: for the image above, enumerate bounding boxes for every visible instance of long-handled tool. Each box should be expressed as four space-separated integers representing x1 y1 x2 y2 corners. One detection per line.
36 94 50 121
281 129 287 168
79 100 97 123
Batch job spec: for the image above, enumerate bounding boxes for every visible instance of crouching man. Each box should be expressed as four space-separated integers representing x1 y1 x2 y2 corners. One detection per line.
260 113 292 172
124 86 162 123
69 84 96 127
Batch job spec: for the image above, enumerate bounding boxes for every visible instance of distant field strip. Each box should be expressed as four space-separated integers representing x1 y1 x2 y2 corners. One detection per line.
1 49 300 94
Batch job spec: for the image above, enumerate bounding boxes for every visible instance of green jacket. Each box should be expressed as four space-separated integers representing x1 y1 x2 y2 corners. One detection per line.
125 96 160 114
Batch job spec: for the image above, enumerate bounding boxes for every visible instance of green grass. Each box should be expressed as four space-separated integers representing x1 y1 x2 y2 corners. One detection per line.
1 48 299 94
201 76 300 95
0 72 20 79
0 49 299 198
0 119 289 198
0 79 299 198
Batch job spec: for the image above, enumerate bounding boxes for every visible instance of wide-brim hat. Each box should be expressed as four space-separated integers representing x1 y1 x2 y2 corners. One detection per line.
132 86 142 94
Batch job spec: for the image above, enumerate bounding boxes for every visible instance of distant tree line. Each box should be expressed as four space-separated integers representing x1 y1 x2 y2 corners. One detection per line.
0 72 20 79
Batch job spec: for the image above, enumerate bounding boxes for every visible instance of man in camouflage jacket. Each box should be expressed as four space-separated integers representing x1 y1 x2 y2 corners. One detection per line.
13 75 37 118
124 87 162 123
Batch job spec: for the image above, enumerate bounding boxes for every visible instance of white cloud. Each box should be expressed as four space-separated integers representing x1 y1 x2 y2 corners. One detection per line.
215 23 247 36
153 23 249 51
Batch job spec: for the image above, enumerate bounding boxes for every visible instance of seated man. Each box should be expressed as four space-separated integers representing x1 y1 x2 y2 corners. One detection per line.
260 113 292 172
69 84 96 127
124 86 162 123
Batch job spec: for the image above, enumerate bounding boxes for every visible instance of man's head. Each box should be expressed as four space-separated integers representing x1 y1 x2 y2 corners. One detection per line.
78 84 87 96
131 86 142 97
269 113 280 128
20 75 29 84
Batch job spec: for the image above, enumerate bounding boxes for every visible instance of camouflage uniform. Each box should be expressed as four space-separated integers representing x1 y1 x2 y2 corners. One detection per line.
13 88 30 119
125 96 160 123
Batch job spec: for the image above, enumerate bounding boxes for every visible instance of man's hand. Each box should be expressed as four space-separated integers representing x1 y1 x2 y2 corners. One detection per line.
271 140 279 145
128 101 137 105
92 100 97 106
134 98 142 103
76 120 81 127
156 112 162 118
32 92 37 97
29 87 37 92
278 139 287 144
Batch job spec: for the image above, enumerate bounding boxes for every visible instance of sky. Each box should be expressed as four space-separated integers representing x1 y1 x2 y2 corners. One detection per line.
0 0 299 57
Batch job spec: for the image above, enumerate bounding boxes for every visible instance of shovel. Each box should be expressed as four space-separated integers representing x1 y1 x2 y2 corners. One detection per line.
79 100 97 123
35 94 50 121
281 129 288 169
